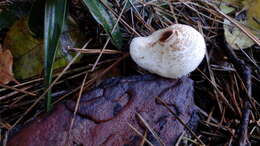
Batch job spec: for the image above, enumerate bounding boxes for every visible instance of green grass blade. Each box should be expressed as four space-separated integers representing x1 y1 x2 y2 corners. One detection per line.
82 0 123 49
44 0 67 112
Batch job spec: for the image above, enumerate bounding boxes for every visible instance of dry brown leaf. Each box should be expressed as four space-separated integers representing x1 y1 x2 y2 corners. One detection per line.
0 44 14 84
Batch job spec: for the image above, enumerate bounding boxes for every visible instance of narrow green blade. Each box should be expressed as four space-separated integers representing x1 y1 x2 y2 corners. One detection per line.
82 0 122 49
44 0 67 111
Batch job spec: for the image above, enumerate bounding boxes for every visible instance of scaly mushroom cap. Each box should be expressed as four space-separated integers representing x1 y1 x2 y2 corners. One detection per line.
130 24 206 79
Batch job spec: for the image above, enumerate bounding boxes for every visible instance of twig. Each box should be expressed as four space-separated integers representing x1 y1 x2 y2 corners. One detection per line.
224 43 252 146
140 130 147 146
127 123 155 146
0 83 36 97
137 113 166 146
66 62 90 146
68 48 123 54
0 85 33 101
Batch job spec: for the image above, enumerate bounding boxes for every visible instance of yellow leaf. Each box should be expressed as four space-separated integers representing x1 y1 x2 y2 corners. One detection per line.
246 0 260 32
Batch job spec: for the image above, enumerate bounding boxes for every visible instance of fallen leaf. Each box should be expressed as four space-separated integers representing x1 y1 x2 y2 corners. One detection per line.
246 0 260 33
218 0 242 14
219 4 236 14
224 19 255 49
3 18 80 80
0 44 14 84
220 0 260 49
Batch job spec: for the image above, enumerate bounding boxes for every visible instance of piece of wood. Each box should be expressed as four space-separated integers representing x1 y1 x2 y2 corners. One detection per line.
8 75 199 146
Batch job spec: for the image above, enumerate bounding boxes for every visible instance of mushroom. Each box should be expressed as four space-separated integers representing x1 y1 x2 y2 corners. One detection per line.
130 24 206 79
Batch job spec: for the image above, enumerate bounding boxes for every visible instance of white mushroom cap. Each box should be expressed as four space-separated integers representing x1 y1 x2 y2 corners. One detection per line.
130 24 206 79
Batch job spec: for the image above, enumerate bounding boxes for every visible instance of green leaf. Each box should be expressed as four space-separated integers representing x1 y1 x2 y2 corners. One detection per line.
82 0 122 49
44 0 67 111
3 18 69 80
224 19 255 49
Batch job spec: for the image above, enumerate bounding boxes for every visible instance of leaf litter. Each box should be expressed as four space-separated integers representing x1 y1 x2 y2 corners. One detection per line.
0 0 260 145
